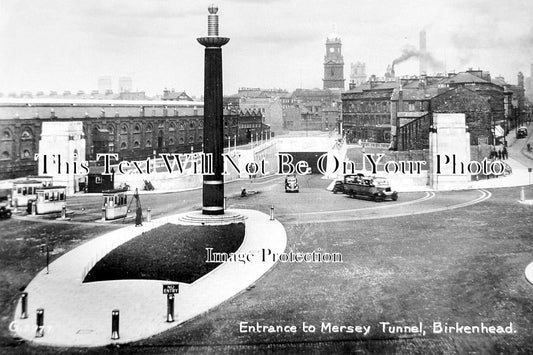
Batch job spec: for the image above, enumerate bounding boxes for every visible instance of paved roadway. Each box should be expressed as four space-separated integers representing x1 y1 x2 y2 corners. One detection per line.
13 174 492 228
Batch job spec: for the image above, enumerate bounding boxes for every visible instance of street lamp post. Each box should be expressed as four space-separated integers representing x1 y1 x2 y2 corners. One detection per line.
305 114 308 137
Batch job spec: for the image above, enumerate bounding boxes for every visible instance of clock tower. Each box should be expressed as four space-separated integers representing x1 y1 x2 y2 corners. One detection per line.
323 32 345 90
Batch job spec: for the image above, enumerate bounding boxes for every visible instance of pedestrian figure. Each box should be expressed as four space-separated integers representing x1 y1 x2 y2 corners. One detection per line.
135 206 143 226
132 188 143 226
497 149 502 160
502 146 508 160
490 146 496 159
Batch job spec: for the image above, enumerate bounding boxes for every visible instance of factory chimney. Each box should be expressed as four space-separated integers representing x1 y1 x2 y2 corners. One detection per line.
419 30 427 76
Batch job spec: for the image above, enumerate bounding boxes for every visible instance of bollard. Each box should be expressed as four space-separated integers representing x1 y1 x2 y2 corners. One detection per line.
167 294 175 322
147 208 152 222
223 197 227 210
46 245 50 274
520 187 525 201
35 308 44 337
61 206 66 219
13 199 18 213
20 292 28 319
270 205 274 221
111 309 120 340
101 207 106 221
32 202 36 216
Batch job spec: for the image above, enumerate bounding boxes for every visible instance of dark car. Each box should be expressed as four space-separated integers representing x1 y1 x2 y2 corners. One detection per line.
0 203 12 218
517 127 528 139
332 180 344 194
341 174 398 202
285 175 299 193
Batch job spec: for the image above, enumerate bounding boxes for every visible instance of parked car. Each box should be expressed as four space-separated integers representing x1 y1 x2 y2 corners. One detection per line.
0 203 12 218
341 174 398 202
285 175 299 193
517 127 528 139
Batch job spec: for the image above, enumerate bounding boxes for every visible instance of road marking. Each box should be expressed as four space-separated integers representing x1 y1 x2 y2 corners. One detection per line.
283 191 435 216
283 189 491 224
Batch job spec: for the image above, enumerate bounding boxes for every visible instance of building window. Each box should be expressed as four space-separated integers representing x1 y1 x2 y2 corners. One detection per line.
169 137 174 145
189 136 194 143
169 122 176 131
179 137 184 144
121 124 128 134
134 124 141 133
22 149 31 158
146 139 152 148
120 142 127 149
2 129 12 139
147 123 153 132
408 102 415 111
189 121 195 129
134 141 140 148
21 129 33 139
107 124 115 134
1 151 10 160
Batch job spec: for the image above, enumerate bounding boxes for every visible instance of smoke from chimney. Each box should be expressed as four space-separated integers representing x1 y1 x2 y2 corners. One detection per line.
391 45 444 73
420 30 427 75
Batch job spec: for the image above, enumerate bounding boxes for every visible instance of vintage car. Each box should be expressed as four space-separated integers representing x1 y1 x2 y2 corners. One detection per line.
517 127 528 139
0 203 12 218
340 174 398 202
285 175 299 193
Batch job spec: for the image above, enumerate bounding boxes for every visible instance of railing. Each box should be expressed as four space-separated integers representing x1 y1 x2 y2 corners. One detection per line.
397 113 432 151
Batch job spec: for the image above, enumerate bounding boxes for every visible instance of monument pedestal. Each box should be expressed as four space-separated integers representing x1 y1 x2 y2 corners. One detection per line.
179 210 247 225
38 121 86 195
429 113 471 190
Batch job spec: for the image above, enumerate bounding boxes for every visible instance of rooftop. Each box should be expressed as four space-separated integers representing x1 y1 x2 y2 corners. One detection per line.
0 98 203 107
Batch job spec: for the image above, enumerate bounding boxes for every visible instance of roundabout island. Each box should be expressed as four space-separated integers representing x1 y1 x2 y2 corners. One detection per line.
11 209 286 347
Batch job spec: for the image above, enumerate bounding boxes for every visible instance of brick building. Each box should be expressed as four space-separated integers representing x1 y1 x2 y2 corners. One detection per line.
341 81 399 144
0 98 263 179
394 71 507 150
343 69 511 150
283 88 341 132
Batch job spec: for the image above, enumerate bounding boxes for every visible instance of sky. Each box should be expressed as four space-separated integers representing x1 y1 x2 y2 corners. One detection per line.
1 0 532 97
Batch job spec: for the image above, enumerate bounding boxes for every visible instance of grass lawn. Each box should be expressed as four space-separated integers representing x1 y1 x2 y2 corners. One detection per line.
0 219 117 348
125 186 533 354
84 223 245 284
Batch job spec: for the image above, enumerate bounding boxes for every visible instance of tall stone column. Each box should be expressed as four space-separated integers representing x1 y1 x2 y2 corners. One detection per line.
197 5 229 215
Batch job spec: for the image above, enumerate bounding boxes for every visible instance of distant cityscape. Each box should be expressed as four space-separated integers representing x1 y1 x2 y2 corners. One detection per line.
1 29 532 180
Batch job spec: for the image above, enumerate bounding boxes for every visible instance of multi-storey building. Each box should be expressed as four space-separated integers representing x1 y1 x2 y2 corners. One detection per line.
342 69 511 150
0 98 264 179
341 81 398 144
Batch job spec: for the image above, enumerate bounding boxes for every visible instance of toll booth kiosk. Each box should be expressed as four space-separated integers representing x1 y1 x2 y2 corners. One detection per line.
12 180 47 207
103 189 128 220
34 186 67 214
12 176 53 207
